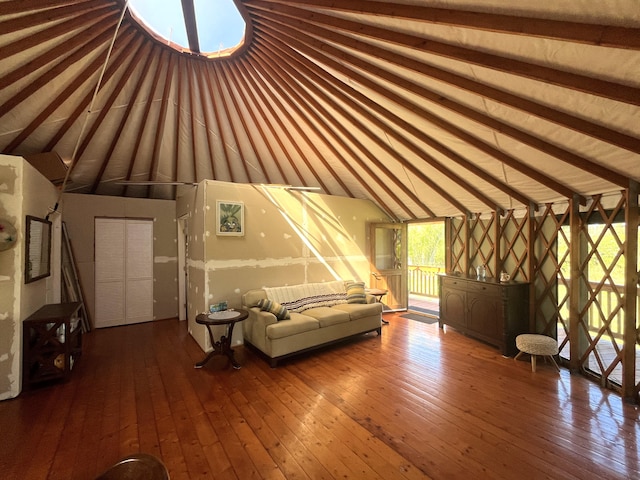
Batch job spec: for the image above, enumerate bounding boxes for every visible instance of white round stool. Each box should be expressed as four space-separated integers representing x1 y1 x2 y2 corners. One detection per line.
514 334 560 372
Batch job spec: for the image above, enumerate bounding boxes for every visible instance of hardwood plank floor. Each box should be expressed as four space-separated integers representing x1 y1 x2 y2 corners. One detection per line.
1 313 638 480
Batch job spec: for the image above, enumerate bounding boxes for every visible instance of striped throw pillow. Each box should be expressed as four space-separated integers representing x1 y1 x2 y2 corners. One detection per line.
257 298 290 320
345 281 366 304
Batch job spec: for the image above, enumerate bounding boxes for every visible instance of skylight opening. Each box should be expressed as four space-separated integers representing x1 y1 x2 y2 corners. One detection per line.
128 0 246 58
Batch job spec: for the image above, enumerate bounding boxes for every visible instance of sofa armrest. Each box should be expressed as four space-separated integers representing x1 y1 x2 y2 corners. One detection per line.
247 306 278 328
365 294 377 304
243 306 277 351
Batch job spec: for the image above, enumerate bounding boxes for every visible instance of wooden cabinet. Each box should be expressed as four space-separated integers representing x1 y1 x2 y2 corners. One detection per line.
439 274 529 356
23 302 82 389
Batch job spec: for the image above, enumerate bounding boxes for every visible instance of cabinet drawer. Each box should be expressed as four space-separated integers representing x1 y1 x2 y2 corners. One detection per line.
441 277 465 289
441 277 499 296
468 282 500 296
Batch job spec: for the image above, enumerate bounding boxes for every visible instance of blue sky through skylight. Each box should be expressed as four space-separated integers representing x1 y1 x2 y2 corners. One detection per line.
129 0 246 54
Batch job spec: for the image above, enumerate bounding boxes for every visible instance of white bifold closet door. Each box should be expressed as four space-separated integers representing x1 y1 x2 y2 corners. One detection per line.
94 218 154 328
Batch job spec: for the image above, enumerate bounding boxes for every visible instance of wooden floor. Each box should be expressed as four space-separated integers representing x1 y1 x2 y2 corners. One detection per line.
1 313 639 480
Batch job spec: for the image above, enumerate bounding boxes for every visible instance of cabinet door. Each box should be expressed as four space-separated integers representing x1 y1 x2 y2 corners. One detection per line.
441 286 466 329
466 292 501 341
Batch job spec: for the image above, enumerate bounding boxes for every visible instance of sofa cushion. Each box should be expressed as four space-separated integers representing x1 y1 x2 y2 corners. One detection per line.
257 298 290 320
345 281 366 303
333 302 383 320
301 306 351 327
266 313 319 339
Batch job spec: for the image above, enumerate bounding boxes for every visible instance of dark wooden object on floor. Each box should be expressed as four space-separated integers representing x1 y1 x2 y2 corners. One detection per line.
195 309 248 369
438 273 529 356
22 302 82 389
95 453 169 480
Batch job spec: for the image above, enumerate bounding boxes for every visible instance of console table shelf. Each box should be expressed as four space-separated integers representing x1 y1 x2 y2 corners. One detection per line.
23 302 82 389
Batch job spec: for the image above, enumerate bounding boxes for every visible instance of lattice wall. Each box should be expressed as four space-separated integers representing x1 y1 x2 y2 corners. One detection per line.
445 191 639 403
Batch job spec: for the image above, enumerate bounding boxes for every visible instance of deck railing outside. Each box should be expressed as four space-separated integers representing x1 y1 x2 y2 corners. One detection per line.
408 265 442 298
558 280 639 340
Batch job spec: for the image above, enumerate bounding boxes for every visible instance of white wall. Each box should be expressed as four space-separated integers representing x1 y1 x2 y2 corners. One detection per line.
0 155 59 400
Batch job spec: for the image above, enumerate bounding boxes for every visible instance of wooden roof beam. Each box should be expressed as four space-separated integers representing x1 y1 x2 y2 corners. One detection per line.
247 1 640 162
226 60 334 193
3 28 129 153
209 63 255 182
260 20 538 211
253 37 444 217
250 4 631 191
250 42 422 219
184 59 201 183
41 26 138 153
257 28 492 215
91 41 155 193
219 61 293 184
201 62 240 182
164 55 184 196
0 0 102 16
180 0 200 53
0 0 113 41
249 1 640 106
70 35 145 172
145 52 176 194
235 49 355 196
122 49 168 197
264 0 640 50
0 15 121 107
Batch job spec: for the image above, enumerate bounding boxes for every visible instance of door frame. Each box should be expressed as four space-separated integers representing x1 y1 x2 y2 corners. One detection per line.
177 214 189 322
369 222 408 311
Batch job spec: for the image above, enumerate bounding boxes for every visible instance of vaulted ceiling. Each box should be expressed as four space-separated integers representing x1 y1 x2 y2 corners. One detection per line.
1 0 639 220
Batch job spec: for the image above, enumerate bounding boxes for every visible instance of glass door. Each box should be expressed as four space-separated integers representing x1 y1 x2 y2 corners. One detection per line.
370 223 407 311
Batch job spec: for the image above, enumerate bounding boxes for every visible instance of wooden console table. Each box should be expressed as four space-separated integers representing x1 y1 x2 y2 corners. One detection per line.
23 302 82 390
438 274 529 356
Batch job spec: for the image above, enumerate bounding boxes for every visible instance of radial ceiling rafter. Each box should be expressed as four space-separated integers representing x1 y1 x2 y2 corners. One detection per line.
247 0 636 185
0 0 638 219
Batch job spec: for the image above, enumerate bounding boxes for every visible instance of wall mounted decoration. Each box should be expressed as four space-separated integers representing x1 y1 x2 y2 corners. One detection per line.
0 218 17 251
216 201 244 236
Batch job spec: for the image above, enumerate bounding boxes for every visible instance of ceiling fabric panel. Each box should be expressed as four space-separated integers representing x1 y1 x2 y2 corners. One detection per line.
0 0 638 219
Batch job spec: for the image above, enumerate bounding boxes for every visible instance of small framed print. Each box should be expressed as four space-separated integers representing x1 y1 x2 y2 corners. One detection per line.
216 201 244 236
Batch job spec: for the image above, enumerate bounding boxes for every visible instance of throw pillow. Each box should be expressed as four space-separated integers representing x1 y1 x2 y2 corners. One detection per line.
257 298 290 320
345 281 366 304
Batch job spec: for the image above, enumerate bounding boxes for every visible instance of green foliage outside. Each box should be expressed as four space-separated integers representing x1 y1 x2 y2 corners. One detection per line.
559 223 638 285
408 222 445 267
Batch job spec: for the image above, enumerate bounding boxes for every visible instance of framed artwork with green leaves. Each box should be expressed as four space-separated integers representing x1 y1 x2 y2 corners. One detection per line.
216 201 244 236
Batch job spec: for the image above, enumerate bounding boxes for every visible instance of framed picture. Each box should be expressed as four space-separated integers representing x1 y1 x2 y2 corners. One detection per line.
216 201 244 236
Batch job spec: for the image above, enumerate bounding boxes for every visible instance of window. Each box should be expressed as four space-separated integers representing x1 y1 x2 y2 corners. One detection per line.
129 0 247 57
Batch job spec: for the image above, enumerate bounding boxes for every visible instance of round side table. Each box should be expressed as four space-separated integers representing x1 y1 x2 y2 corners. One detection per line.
365 288 389 324
195 309 248 369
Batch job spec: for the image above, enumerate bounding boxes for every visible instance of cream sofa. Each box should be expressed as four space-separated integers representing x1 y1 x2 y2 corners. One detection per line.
241 280 383 367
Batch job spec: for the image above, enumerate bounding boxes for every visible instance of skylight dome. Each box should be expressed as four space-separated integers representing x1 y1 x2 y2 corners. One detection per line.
128 0 247 58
